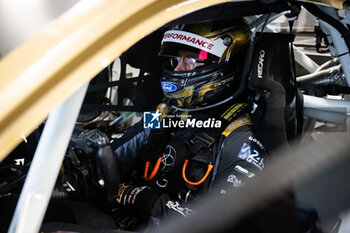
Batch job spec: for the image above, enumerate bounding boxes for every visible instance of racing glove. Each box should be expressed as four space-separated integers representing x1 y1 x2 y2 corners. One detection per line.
115 183 162 222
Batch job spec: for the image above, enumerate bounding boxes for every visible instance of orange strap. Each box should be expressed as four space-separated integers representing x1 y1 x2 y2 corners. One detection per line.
182 159 214 186
144 157 162 181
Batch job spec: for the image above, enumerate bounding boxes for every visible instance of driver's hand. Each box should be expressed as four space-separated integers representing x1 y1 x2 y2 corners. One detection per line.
115 183 161 206
114 183 162 221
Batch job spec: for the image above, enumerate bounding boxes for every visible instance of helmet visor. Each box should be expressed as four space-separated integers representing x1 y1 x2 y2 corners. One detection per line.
168 56 218 70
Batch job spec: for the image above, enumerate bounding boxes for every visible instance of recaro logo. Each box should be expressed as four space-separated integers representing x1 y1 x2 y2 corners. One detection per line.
257 50 265 79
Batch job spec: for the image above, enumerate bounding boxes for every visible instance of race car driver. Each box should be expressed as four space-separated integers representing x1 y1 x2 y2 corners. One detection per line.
111 18 267 229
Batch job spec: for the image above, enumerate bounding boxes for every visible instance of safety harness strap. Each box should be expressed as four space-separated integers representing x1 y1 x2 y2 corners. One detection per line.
144 102 253 188
189 103 251 148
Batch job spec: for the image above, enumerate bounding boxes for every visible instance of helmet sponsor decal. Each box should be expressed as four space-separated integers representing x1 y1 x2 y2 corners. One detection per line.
162 30 227 57
161 81 178 92
238 143 264 170
213 76 234 87
170 24 185 30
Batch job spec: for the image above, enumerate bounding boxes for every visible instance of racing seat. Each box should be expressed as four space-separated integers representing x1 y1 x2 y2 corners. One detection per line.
248 32 302 153
247 32 320 233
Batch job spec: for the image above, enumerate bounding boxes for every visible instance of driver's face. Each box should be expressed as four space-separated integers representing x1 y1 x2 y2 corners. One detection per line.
173 51 205 71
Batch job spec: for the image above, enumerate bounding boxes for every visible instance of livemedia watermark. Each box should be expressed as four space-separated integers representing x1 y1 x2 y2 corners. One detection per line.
143 111 221 129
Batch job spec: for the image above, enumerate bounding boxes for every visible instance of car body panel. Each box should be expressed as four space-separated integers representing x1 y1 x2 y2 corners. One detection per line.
0 0 236 161
310 0 345 9
0 0 346 161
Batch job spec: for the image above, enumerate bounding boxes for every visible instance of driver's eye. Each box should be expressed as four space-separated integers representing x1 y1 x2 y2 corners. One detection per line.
170 57 197 69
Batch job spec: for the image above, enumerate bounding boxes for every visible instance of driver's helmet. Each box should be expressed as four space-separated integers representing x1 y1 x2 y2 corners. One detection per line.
159 18 251 110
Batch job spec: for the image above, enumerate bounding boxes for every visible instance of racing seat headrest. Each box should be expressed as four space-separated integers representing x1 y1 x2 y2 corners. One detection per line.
248 32 301 153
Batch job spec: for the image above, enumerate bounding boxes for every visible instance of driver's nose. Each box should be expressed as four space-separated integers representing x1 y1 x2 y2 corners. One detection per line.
174 60 187 71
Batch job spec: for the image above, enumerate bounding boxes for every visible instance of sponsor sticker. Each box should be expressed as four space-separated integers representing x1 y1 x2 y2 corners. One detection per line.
234 165 255 178
222 116 252 137
116 183 130 204
227 174 243 187
238 143 264 170
161 82 178 92
248 136 265 150
162 30 227 57
221 103 247 121
166 201 195 217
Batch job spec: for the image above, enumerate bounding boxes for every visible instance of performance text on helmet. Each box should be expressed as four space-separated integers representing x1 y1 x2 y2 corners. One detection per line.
163 32 214 50
162 30 227 57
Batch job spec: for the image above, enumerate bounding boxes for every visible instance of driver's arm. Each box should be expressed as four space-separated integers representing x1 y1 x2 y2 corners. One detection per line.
111 121 152 177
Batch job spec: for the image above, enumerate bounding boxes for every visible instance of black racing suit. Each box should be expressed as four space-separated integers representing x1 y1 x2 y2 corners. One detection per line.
111 101 267 228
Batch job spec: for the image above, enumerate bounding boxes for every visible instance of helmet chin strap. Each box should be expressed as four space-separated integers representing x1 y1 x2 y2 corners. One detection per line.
170 95 234 112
